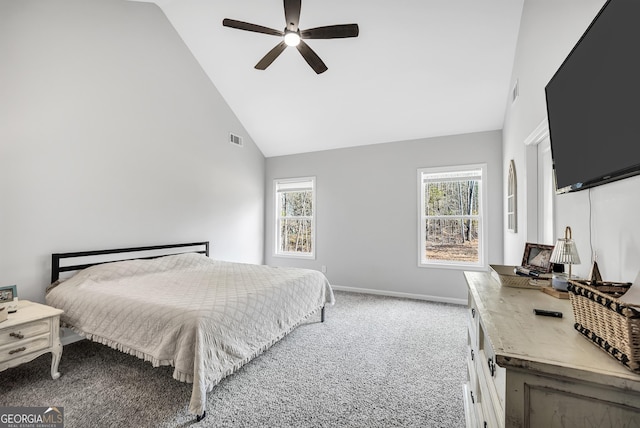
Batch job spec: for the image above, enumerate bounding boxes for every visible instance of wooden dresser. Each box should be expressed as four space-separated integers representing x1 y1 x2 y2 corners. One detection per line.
463 271 640 428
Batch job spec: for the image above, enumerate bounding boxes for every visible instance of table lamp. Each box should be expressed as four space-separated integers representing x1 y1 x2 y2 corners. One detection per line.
550 226 581 290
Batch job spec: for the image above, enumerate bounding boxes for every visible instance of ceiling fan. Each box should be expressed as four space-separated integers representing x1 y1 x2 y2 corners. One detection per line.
222 0 359 74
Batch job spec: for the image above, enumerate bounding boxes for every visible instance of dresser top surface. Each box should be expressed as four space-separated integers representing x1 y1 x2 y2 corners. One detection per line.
465 271 640 387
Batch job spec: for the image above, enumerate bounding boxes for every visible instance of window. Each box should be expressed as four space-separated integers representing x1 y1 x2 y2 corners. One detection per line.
274 177 315 258
418 164 487 269
507 160 517 233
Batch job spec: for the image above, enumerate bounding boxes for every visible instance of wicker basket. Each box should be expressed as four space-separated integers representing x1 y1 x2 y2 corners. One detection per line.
567 279 640 372
490 265 542 289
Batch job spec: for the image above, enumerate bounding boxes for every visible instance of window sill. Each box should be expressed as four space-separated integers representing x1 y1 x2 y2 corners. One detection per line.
418 262 487 271
274 253 316 260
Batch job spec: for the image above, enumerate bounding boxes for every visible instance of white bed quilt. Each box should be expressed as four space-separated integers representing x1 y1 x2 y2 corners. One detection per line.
45 253 334 415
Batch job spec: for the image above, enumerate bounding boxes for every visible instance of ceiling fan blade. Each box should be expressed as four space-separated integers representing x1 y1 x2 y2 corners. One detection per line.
284 0 301 31
223 19 284 37
301 24 359 39
296 40 328 74
255 41 288 70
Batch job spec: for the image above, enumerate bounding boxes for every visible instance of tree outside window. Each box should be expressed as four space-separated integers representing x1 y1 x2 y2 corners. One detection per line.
275 177 315 258
418 165 486 269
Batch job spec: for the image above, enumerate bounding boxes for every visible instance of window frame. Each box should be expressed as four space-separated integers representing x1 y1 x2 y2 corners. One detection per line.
274 176 316 259
417 164 488 270
507 159 518 233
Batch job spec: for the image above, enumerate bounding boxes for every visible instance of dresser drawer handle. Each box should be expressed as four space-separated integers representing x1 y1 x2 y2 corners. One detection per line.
10 332 25 340
470 349 475 361
487 357 496 377
470 391 475 404
9 346 27 355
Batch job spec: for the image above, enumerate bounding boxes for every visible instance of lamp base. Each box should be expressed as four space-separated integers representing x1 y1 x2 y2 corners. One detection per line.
552 274 570 291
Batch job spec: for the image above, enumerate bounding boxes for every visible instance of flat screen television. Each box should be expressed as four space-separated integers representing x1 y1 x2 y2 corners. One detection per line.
545 0 640 194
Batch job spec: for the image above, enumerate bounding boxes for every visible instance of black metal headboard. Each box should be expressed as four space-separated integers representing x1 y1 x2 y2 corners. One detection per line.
51 241 210 283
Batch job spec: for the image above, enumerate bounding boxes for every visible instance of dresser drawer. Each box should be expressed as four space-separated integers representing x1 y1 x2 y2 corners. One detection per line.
468 291 479 349
477 349 506 425
477 361 501 428
0 334 51 363
466 345 478 399
479 322 506 406
0 319 51 345
463 382 483 428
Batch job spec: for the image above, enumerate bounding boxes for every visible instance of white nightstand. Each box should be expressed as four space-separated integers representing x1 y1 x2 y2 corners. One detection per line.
0 300 64 379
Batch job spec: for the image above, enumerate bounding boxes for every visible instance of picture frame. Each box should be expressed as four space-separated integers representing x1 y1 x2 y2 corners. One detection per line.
0 285 17 304
521 243 555 273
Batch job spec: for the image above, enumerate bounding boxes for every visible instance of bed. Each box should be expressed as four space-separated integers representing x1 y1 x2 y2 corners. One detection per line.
45 242 334 421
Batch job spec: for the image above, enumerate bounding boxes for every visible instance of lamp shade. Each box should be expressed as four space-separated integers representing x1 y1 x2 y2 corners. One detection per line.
550 226 581 265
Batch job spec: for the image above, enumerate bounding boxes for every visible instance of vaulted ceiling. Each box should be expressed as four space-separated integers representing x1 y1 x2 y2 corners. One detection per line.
139 0 524 157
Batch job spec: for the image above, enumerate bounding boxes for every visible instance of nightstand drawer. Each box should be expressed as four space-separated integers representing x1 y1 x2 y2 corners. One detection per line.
0 334 51 363
0 319 51 345
0 300 63 380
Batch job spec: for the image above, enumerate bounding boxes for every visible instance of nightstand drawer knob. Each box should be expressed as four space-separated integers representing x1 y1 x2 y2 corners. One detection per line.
9 346 27 355
10 332 25 340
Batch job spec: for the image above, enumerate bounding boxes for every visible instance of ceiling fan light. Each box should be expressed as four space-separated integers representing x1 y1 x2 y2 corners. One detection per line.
284 32 300 47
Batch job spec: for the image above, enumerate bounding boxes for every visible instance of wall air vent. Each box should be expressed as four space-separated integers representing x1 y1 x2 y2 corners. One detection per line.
229 132 243 147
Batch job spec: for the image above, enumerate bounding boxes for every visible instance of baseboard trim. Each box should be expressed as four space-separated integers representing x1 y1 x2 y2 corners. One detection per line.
331 285 467 306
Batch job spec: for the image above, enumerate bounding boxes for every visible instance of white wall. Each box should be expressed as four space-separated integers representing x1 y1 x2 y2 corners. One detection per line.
265 131 503 304
0 0 265 303
503 0 640 283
